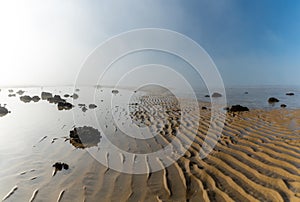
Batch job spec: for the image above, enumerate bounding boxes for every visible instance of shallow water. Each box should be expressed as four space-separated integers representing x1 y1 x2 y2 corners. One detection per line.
1 86 300 201
196 86 300 109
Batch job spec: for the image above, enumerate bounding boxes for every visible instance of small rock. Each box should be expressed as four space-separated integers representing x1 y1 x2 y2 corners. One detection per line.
112 89 119 95
71 93 79 99
244 92 249 94
8 94 16 97
57 102 73 110
32 96 40 102
47 95 65 104
82 106 88 112
201 106 207 110
0 104 10 117
41 92 53 100
211 92 222 98
204 95 210 98
16 90 25 95
88 104 97 109
20 95 32 103
268 97 279 103
280 104 287 108
286 92 294 96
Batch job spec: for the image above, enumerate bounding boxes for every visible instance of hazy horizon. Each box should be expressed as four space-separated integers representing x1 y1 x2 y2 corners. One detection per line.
0 0 300 87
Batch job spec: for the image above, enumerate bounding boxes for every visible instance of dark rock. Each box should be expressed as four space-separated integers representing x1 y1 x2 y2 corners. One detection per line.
78 103 86 107
41 92 53 100
280 104 287 108
8 94 16 97
62 163 69 170
286 92 294 96
52 162 63 171
88 104 97 109
57 102 73 110
211 92 222 98
82 106 88 112
204 95 210 98
223 107 230 111
8 89 13 93
69 126 101 149
201 106 207 110
20 95 32 103
268 97 279 103
52 162 69 171
71 93 79 99
0 104 10 117
16 90 25 95
244 92 249 94
229 105 249 112
64 94 70 98
47 95 65 104
32 96 40 102
112 89 119 95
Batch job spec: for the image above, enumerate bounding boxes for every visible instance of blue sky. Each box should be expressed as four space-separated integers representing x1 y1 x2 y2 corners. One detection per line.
0 0 299 86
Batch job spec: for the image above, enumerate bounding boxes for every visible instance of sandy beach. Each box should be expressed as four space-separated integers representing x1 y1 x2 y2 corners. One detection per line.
0 87 300 202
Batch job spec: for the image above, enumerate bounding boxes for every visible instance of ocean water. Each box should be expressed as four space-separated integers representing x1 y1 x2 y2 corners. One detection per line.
196 86 300 109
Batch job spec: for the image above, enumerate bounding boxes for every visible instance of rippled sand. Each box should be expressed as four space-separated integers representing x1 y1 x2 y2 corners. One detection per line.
1 88 300 201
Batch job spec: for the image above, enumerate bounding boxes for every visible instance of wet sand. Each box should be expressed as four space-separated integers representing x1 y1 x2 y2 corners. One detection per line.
1 87 300 201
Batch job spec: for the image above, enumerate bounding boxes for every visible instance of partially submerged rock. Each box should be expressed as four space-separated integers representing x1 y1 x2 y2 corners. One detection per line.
71 93 79 99
229 105 249 112
47 95 65 104
20 95 32 103
41 92 53 100
57 102 73 110
112 89 119 95
16 90 25 95
286 92 294 96
0 104 10 117
32 96 40 102
8 94 16 97
69 126 101 149
280 104 287 108
268 97 279 103
204 95 210 98
88 104 97 109
82 106 88 112
211 92 222 98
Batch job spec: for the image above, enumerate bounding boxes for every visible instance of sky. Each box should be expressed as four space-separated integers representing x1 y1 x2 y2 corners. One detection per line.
0 0 299 87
